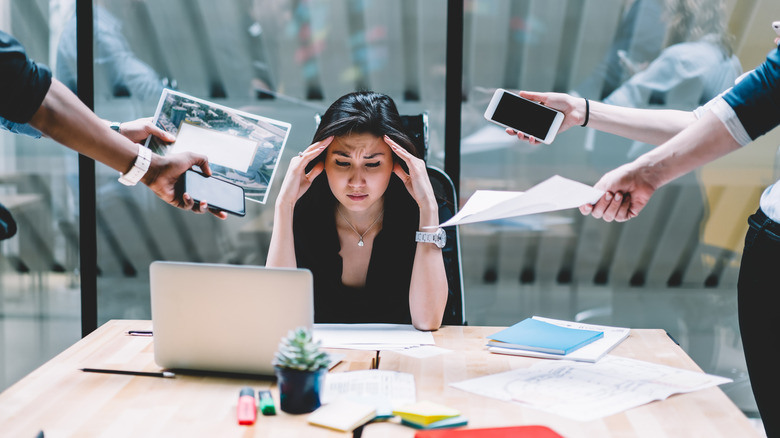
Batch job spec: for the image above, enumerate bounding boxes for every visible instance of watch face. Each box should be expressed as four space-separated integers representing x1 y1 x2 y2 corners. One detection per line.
436 228 447 248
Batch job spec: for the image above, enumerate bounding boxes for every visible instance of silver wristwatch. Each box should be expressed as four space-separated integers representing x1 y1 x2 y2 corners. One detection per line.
415 228 446 249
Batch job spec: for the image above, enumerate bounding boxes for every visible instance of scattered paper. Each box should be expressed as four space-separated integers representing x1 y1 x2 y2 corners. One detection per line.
313 324 435 350
439 175 604 228
396 346 452 359
451 355 732 421
321 370 416 417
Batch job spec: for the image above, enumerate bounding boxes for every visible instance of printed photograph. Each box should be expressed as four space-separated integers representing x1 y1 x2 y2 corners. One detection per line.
145 89 292 204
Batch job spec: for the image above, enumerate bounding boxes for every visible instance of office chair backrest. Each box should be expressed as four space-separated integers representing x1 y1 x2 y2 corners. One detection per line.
427 166 466 325
400 113 428 162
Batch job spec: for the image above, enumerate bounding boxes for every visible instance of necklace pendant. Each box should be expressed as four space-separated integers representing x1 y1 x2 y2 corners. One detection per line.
358 239 364 247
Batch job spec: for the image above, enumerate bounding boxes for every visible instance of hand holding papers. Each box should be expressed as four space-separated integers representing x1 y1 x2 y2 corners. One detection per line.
439 175 603 227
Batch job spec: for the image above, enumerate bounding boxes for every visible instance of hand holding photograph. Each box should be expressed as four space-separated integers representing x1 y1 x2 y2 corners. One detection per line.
145 89 292 204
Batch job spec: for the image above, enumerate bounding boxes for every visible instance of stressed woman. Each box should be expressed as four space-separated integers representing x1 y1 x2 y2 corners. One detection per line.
266 91 448 330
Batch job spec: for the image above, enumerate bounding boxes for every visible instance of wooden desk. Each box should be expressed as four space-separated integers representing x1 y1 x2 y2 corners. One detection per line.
0 321 759 438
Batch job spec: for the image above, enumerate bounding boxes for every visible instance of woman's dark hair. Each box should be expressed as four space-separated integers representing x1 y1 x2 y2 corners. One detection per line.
312 91 420 161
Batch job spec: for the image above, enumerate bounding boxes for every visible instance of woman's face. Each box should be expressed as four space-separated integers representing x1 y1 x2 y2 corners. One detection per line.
324 133 394 213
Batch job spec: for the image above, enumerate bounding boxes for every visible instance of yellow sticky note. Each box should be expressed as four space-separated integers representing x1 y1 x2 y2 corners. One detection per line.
392 400 460 426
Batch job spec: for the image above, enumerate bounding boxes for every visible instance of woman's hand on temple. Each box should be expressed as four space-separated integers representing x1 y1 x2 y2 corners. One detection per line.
385 135 437 211
275 136 333 209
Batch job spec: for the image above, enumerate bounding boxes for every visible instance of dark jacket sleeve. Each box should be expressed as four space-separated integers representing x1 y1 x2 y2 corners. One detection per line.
722 46 780 141
0 31 53 123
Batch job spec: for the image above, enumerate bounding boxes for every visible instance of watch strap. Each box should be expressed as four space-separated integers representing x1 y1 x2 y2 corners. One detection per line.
118 144 152 186
415 228 446 248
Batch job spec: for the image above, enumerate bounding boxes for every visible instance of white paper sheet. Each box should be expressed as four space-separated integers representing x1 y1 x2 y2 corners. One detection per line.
450 355 732 421
170 122 258 172
396 345 452 359
321 370 416 416
313 324 435 350
439 175 604 228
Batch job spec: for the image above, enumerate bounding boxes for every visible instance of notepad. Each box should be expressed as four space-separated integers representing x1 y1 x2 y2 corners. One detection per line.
393 400 461 426
487 318 603 355
307 399 376 432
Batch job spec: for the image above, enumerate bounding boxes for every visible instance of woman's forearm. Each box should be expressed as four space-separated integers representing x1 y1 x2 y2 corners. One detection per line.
266 205 297 268
587 100 697 146
408 204 448 331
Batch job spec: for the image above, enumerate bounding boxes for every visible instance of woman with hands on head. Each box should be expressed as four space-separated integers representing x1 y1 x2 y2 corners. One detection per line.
267 91 448 331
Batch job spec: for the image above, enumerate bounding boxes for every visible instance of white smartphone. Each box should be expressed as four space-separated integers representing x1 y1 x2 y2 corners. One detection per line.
181 170 246 217
773 21 780 36
484 88 564 144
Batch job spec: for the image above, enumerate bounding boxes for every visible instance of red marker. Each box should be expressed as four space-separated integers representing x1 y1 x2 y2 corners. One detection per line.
237 387 257 425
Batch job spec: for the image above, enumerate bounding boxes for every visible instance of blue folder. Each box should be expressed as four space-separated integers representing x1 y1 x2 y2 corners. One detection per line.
488 318 604 355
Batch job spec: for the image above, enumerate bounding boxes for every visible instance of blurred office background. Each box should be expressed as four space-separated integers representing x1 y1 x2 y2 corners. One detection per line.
1 0 779 431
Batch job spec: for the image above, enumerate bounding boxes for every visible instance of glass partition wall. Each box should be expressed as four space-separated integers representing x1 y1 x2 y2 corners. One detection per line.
0 0 82 391
83 0 449 324
459 0 780 421
2 0 779 428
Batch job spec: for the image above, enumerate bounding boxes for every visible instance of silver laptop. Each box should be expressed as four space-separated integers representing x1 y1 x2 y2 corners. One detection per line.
150 261 313 375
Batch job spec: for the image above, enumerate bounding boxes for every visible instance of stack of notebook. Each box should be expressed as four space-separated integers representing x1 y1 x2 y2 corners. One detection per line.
486 316 630 363
487 317 604 355
393 401 468 430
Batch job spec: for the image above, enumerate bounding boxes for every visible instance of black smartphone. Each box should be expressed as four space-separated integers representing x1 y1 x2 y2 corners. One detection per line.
181 170 246 217
484 88 564 144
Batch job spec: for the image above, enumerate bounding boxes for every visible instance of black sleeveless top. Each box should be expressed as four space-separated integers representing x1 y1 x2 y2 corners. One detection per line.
292 175 419 323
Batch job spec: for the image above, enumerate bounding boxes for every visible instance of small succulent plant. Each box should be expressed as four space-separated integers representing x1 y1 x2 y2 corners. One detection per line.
273 327 330 372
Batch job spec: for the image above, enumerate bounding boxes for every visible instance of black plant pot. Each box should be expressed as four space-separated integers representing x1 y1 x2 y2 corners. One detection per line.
274 367 326 414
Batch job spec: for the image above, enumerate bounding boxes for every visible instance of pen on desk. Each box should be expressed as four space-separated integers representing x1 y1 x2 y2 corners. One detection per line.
80 368 175 378
126 330 153 336
665 331 680 345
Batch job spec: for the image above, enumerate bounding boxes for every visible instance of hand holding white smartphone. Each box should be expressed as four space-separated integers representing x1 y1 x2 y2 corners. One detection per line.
484 88 564 144
773 21 780 36
181 170 246 217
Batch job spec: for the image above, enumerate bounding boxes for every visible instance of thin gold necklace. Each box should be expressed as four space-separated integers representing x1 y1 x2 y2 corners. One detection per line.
337 207 383 247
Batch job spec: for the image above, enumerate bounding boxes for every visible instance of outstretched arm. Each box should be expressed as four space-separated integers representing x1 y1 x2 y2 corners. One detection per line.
508 91 697 146
28 79 226 218
386 136 448 331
